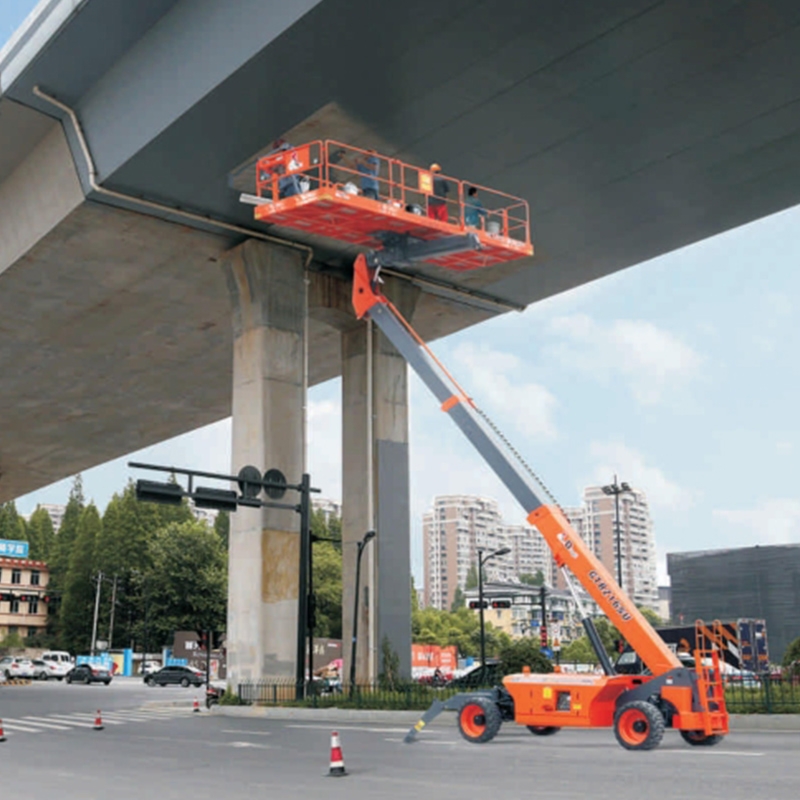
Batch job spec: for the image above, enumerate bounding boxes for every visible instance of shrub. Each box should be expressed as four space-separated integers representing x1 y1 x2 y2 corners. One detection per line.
498 639 553 675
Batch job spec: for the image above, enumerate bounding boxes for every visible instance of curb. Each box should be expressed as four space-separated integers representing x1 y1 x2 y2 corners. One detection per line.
210 706 423 724
730 714 800 732
0 678 32 687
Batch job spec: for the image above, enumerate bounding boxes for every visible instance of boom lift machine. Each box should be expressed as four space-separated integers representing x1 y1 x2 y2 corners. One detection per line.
252 142 729 751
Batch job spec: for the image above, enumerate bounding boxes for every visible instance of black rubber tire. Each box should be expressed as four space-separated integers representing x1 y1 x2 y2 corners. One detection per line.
66 675 72 684
457 697 503 744
680 730 724 747
527 725 561 736
104 680 111 686
83 675 91 685
146 676 156 686
180 677 190 688
613 701 665 751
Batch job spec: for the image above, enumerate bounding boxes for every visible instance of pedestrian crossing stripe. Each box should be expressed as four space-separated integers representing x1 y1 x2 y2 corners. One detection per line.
0 707 195 737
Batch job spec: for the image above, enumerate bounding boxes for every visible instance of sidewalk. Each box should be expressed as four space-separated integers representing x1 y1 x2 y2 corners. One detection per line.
207 705 800 730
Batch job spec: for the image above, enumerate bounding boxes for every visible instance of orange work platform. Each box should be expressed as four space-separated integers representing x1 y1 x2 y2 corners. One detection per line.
253 141 533 272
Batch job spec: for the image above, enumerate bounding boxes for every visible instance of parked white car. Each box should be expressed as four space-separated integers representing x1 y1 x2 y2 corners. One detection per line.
0 656 35 679
41 651 74 679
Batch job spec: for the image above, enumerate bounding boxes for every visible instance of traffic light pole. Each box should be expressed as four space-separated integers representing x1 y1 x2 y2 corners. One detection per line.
206 629 212 691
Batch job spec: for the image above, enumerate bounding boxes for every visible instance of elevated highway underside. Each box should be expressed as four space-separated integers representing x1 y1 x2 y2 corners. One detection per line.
2 0 800 502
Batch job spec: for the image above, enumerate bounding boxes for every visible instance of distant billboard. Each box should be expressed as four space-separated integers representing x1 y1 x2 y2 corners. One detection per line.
0 539 29 558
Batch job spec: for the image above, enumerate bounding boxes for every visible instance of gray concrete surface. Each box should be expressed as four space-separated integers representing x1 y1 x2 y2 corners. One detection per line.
224 239 307 684
1 696 799 799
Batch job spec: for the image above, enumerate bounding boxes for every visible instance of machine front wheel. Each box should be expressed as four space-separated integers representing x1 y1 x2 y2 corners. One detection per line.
526 726 561 736
680 730 723 746
613 701 665 751
457 697 502 744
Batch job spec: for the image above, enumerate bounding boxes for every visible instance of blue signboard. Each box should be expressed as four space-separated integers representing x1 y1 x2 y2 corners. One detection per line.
0 539 29 558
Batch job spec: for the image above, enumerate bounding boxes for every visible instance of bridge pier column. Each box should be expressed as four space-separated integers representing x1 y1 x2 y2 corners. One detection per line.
223 239 306 685
341 277 419 684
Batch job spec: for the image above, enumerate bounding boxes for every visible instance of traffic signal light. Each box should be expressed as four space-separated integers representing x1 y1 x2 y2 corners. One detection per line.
491 600 511 609
540 624 548 648
468 601 488 609
617 638 626 654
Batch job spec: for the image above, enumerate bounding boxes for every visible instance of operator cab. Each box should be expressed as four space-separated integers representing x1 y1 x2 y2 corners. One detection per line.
250 140 532 272
615 648 695 675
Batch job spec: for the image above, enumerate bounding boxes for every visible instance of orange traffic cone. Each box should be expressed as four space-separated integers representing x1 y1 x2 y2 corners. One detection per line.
93 710 104 731
327 730 347 777
0 719 6 742
193 697 200 713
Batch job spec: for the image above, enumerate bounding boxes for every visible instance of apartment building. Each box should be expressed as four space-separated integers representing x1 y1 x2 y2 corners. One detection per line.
422 495 552 610
562 486 659 611
0 557 50 642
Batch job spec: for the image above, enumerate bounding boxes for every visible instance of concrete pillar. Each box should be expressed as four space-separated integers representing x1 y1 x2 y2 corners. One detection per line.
223 239 306 684
341 277 419 683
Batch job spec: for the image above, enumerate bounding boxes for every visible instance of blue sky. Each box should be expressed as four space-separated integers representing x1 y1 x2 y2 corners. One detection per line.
5 2 800 584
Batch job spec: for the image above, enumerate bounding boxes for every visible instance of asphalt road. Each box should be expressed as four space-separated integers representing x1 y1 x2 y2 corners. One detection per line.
1 685 798 800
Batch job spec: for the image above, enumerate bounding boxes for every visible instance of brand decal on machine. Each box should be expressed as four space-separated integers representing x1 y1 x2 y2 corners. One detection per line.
587 570 633 622
556 531 579 559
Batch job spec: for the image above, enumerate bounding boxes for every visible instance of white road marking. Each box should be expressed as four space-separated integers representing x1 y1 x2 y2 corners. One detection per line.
221 729 273 736
10 717 70 730
0 720 43 733
23 715 90 728
49 713 124 725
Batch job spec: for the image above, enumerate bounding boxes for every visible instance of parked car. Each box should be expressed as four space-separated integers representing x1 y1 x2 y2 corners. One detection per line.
31 658 61 680
145 665 205 687
41 651 74 680
141 660 162 676
723 668 761 688
66 663 112 685
0 656 35 679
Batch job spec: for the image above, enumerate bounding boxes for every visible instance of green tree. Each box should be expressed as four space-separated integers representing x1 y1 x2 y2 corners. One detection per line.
0 501 27 543
26 507 56 561
214 511 230 549
519 570 545 587
49 476 85 594
465 563 479 590
498 638 553 675
782 636 800 671
411 575 420 612
561 636 600 664
412 605 510 658
142 520 227 649
638 606 664 627
59 504 101 654
450 586 465 611
313 539 342 639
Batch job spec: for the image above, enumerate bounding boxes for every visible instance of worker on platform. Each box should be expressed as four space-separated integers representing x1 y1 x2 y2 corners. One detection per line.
356 150 380 200
427 163 449 222
464 186 487 229
271 138 301 199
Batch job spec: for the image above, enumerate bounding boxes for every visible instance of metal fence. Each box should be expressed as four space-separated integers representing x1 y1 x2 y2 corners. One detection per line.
236 674 800 713
723 675 800 714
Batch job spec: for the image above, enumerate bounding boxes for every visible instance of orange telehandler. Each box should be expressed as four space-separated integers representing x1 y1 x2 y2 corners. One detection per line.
351 248 729 751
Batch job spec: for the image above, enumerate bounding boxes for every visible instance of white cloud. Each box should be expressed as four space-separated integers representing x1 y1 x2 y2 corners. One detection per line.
451 342 557 441
714 499 800 545
587 441 692 511
307 394 342 502
547 314 702 405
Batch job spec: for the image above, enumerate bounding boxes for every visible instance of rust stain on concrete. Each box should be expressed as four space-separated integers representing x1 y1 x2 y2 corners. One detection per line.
261 529 299 602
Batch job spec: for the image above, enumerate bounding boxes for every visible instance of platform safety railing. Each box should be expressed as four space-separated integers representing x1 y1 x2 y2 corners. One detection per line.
254 139 531 246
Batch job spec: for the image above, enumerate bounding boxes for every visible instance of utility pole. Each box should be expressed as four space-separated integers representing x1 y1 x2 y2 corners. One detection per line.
107 574 118 649
602 476 632 590
90 571 103 656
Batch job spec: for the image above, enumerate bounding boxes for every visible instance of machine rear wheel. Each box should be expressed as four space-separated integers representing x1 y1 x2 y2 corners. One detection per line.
526 726 561 736
457 697 502 744
614 701 665 751
680 730 723 746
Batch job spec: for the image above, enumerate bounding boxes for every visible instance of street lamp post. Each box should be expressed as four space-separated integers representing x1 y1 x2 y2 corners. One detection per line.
477 546 511 674
349 530 376 694
602 476 631 589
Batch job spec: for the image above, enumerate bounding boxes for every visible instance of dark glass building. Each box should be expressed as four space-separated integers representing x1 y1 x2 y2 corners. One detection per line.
668 544 800 664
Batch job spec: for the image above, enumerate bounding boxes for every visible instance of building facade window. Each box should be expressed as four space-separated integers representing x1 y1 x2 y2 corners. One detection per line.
28 598 39 615
10 598 20 613
11 568 21 584
30 570 40 586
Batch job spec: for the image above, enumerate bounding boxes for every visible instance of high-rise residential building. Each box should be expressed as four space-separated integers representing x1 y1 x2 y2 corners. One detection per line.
562 486 658 611
422 495 553 610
